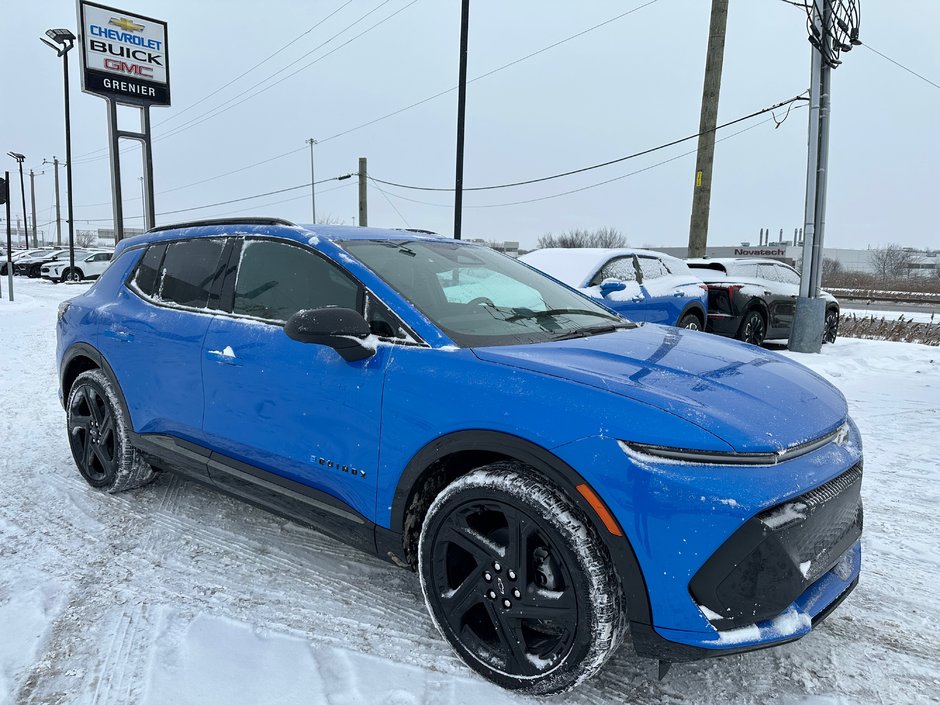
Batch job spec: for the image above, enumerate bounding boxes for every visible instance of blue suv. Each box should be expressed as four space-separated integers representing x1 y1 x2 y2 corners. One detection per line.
57 219 863 694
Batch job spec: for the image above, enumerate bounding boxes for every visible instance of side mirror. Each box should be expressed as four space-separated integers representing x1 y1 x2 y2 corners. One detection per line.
284 307 376 362
599 278 627 296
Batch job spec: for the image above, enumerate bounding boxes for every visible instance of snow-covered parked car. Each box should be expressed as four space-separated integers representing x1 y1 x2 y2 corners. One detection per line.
686 258 841 346
520 248 708 329
41 250 113 283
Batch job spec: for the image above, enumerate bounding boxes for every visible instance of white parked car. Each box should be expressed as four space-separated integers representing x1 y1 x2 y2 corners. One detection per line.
41 250 113 283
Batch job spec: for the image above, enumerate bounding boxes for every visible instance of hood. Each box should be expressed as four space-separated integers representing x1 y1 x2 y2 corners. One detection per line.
472 325 847 453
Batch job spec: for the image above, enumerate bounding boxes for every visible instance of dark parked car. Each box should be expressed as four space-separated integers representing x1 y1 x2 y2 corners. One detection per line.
57 220 862 694
687 258 840 346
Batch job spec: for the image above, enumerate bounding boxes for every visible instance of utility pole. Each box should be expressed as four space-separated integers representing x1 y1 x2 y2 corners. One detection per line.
789 0 859 353
358 157 368 227
687 0 729 258
44 158 62 246
453 0 470 240
8 153 28 249
29 170 39 246
3 171 12 300
307 138 317 224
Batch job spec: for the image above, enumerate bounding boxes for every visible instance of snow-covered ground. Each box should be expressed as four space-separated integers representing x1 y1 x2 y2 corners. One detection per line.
1 278 938 705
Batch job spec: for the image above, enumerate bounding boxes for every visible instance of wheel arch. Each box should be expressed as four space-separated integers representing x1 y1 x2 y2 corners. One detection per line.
677 301 706 328
389 429 653 628
61 343 133 431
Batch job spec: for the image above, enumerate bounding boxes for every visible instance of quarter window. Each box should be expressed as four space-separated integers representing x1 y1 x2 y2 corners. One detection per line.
132 243 167 298
233 239 360 321
158 239 227 309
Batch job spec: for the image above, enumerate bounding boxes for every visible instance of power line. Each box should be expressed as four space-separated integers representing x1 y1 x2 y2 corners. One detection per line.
861 43 940 91
368 177 411 227
376 108 803 210
70 0 661 201
370 93 807 193
77 174 354 222
320 0 661 144
71 0 415 166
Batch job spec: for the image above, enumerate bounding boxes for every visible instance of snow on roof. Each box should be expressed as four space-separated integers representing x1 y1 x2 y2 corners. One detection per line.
520 248 681 287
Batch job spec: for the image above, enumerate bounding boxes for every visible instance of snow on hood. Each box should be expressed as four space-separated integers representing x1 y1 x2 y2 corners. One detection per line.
472 325 847 454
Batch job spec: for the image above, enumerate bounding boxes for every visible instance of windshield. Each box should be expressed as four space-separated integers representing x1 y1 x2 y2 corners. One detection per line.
341 239 630 347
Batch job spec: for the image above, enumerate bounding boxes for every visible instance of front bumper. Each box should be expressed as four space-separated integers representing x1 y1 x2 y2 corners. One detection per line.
553 419 863 662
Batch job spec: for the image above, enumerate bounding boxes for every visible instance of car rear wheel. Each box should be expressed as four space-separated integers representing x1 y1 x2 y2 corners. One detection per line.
737 310 766 346
418 463 625 695
67 369 156 493
678 312 702 330
823 308 839 344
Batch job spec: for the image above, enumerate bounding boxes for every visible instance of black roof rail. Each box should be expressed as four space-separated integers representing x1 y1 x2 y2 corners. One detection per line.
146 217 296 234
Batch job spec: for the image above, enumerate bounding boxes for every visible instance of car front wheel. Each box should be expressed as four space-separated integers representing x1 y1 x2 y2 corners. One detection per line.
64 267 84 282
418 463 625 695
67 369 156 493
737 310 766 346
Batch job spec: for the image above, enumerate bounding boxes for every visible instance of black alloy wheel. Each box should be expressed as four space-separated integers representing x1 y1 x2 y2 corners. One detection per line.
66 369 156 493
68 380 119 487
823 309 839 344
678 312 701 330
419 464 624 694
738 310 766 346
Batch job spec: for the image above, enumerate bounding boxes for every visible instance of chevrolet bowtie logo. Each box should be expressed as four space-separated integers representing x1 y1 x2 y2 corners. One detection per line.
109 17 144 32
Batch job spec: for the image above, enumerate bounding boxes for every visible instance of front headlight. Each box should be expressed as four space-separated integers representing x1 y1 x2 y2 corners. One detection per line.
619 423 850 467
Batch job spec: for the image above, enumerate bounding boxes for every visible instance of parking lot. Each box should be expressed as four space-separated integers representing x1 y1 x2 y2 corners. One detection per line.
1 277 938 705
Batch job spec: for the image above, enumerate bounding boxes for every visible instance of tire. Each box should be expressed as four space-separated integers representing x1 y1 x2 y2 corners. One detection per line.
736 309 766 346
66 369 156 493
823 308 839 344
28 264 42 278
677 312 702 330
64 267 84 282
418 463 625 695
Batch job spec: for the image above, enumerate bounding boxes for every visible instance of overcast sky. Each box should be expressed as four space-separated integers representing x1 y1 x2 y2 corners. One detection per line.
2 0 938 251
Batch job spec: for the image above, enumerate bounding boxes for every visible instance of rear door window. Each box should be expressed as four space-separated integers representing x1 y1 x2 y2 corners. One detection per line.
637 256 669 280
158 239 227 309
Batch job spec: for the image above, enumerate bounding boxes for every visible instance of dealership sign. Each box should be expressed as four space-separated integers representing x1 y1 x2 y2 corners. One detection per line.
78 1 170 105
734 248 787 257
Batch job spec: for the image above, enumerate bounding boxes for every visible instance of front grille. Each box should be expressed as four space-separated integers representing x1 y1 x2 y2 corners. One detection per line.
690 463 863 628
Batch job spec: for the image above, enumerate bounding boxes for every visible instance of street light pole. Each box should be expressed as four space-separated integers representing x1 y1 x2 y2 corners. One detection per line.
452 0 470 240
306 138 317 224
44 158 62 247
42 28 76 277
7 153 28 249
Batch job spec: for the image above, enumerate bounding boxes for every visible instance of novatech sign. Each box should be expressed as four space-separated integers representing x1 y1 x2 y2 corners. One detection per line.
78 1 170 105
734 248 787 257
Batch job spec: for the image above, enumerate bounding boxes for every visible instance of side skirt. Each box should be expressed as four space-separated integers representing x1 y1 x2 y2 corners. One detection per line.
131 432 389 561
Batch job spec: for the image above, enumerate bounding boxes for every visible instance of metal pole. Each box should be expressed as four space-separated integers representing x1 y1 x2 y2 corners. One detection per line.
64 50 75 274
16 161 29 250
798 43 821 298
53 158 62 247
29 170 39 246
307 138 317 223
358 157 368 227
141 106 155 231
811 55 833 295
687 0 729 258
452 0 470 240
107 100 125 242
5 171 13 300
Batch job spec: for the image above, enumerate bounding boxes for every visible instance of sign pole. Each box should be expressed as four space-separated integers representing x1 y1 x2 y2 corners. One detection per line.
4 172 13 301
107 99 125 242
141 105 155 229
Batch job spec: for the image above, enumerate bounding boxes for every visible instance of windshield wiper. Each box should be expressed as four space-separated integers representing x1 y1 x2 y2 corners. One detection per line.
551 321 635 341
505 308 620 324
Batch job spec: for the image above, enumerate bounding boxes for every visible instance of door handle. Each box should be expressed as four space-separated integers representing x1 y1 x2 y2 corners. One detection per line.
206 348 242 366
672 290 686 297
102 328 133 343
631 295 643 302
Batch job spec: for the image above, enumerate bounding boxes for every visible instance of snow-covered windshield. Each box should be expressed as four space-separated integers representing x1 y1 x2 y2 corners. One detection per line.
341 239 629 347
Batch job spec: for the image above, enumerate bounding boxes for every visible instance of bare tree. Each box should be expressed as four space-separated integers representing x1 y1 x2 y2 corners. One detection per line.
76 230 97 248
822 257 842 277
315 214 344 225
869 244 914 281
537 227 627 249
